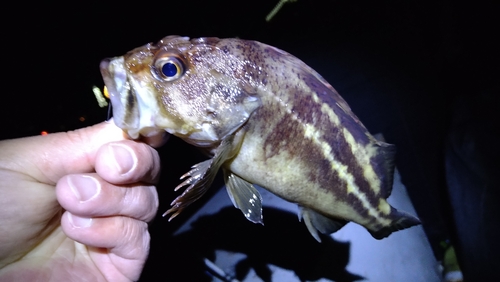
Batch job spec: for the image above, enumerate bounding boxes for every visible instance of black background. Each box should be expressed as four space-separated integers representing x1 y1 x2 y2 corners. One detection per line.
2 1 499 280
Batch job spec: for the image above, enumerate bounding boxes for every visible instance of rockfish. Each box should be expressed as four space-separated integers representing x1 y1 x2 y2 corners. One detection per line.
100 36 420 241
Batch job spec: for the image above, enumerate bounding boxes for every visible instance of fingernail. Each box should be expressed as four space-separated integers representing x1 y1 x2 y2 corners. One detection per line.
109 143 137 175
69 214 92 228
68 175 100 202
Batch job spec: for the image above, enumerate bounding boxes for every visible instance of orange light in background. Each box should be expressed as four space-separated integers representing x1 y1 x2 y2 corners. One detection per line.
79 116 86 122
41 131 48 135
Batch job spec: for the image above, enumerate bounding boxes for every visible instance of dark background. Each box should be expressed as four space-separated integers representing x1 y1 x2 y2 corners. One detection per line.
3 0 499 280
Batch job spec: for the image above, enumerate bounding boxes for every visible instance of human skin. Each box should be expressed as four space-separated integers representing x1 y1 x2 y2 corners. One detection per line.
0 120 165 281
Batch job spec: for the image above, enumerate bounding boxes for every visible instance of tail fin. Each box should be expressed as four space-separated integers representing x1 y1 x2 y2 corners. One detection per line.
369 208 421 240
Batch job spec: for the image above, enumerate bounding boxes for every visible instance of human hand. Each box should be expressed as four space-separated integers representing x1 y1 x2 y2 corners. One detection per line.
0 120 164 281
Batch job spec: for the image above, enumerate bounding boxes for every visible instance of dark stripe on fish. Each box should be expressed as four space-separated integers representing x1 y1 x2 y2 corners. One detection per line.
254 69 386 221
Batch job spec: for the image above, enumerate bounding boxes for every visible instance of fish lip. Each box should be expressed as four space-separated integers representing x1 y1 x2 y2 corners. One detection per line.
100 56 165 139
100 57 131 131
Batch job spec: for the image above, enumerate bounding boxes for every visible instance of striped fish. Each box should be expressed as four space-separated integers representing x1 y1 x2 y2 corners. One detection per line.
100 36 420 241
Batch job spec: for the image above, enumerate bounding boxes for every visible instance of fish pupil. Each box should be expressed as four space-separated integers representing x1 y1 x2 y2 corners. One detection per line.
162 62 178 77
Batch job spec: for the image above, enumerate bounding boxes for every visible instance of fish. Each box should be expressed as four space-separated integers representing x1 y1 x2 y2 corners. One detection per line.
100 36 420 241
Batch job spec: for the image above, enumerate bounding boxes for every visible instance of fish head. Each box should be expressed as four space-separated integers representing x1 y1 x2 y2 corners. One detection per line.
100 36 260 146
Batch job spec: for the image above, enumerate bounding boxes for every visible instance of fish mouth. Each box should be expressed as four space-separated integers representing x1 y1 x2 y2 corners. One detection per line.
100 57 140 134
100 57 168 139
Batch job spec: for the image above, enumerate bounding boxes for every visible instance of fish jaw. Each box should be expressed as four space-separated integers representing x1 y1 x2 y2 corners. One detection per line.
100 56 179 139
100 57 134 131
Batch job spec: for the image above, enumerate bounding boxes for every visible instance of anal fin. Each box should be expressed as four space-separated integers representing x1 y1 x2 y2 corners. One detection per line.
299 206 348 242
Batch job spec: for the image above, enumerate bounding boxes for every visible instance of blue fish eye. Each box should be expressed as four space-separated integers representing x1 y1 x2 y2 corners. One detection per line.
162 62 178 77
153 54 185 81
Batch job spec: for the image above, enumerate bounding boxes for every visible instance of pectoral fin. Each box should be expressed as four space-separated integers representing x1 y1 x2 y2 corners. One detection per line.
299 206 348 242
163 135 235 220
224 170 263 225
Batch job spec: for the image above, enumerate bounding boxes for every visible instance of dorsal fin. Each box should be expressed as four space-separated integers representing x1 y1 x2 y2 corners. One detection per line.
372 133 397 198
377 141 397 198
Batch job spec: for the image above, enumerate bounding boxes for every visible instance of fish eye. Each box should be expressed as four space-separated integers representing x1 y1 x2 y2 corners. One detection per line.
153 54 186 81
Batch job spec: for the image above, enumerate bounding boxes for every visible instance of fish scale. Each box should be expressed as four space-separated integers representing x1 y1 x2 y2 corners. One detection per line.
100 36 420 241
237 73 383 226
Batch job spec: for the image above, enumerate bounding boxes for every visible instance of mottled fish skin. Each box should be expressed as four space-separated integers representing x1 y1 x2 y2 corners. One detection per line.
100 36 420 240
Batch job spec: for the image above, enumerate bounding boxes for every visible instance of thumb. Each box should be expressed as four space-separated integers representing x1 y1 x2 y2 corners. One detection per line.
0 120 128 185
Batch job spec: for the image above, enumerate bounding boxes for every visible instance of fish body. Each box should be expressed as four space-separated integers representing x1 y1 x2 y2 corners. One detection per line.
100 36 420 240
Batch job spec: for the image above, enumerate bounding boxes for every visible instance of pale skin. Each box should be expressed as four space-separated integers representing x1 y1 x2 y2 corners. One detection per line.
0 120 166 281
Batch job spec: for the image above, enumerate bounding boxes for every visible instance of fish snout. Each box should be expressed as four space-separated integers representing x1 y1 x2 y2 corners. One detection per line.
100 57 137 133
